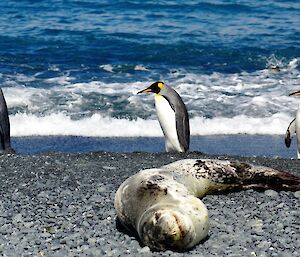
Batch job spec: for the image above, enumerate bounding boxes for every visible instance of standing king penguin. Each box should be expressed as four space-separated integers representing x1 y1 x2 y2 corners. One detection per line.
0 88 13 153
285 90 300 158
138 81 190 152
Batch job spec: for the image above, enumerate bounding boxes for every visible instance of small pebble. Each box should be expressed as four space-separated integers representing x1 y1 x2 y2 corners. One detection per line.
294 191 300 198
139 246 151 254
264 190 278 197
12 214 23 223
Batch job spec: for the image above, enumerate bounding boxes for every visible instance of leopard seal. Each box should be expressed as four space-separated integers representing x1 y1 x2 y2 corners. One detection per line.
115 159 300 251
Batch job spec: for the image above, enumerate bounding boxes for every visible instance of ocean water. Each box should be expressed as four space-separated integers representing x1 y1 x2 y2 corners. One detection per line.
1 1 300 156
11 135 296 158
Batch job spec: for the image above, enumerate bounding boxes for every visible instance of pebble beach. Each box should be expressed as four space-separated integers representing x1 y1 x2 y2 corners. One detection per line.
0 151 299 257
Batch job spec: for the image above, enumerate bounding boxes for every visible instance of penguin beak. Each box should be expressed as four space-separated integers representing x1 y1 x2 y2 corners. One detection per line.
137 87 153 94
289 91 300 96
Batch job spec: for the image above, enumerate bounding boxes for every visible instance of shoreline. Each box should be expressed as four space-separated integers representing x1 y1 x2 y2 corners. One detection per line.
10 134 296 158
0 151 299 256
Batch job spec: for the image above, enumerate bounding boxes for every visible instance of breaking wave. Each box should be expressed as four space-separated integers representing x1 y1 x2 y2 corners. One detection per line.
10 112 292 137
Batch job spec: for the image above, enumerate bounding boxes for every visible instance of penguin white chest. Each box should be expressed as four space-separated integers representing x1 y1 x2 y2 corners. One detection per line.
155 94 183 152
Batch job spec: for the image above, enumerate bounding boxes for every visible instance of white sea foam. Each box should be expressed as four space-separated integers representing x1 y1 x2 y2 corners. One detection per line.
2 86 40 107
44 74 74 85
99 64 149 73
10 112 292 137
134 65 149 71
10 113 162 137
288 58 298 69
99 64 114 73
190 113 292 135
3 56 300 137
4 67 299 119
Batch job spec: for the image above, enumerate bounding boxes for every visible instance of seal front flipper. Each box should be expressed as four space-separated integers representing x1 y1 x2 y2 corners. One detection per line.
0 88 14 153
285 118 296 148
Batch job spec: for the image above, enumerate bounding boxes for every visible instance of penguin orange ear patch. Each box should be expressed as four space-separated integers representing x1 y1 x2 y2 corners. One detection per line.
158 82 164 89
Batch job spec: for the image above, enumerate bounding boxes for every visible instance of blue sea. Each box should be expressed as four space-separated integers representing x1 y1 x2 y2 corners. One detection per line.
1 0 300 157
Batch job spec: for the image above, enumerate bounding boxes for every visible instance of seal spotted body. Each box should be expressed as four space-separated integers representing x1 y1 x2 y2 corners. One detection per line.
115 159 300 251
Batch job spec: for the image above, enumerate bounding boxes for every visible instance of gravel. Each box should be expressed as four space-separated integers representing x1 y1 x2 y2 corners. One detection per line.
0 151 299 257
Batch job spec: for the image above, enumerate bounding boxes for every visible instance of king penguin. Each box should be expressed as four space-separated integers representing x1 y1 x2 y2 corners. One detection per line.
137 81 190 152
0 88 14 153
285 90 300 158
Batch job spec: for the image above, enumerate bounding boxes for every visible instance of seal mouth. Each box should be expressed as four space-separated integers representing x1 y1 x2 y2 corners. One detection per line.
138 208 194 251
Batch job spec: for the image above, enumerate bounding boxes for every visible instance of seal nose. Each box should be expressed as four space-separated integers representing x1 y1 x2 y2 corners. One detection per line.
140 209 193 251
154 211 184 242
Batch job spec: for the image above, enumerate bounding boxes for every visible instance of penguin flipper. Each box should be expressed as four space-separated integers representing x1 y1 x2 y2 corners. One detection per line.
0 88 12 151
162 85 190 152
175 111 190 152
285 118 296 148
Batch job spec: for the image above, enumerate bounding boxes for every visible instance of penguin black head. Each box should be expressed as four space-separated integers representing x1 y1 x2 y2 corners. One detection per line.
289 90 300 97
137 81 164 94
